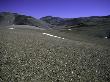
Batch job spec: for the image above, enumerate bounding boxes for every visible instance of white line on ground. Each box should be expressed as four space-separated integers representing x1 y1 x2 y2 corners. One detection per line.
105 37 108 39
42 33 65 40
54 36 58 38
68 29 72 31
57 37 61 38
46 34 51 36
9 28 14 29
49 35 54 37
42 33 47 35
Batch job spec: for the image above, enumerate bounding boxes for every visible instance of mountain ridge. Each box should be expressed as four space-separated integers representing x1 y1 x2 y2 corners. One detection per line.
40 15 110 27
0 12 50 28
0 12 110 29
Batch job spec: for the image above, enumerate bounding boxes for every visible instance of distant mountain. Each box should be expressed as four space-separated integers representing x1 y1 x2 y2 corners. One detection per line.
40 15 110 28
0 12 110 29
40 16 64 25
0 12 50 28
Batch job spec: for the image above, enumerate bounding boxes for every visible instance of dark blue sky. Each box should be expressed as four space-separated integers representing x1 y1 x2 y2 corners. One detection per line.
0 0 110 18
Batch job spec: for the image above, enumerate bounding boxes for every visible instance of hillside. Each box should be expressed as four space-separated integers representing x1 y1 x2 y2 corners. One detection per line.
0 12 50 28
41 15 110 39
0 12 110 30
0 26 110 82
40 16 64 25
40 15 110 27
0 12 110 82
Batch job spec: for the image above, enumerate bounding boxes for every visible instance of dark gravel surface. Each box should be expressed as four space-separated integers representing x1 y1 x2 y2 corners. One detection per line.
0 27 110 82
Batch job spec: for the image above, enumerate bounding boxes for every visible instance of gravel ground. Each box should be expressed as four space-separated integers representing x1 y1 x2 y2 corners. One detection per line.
0 26 110 82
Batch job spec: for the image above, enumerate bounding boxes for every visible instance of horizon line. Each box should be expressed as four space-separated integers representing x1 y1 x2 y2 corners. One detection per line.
0 11 110 19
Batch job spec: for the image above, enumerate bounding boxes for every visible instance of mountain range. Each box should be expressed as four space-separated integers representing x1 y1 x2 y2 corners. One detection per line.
0 12 110 28
0 12 110 82
41 15 110 27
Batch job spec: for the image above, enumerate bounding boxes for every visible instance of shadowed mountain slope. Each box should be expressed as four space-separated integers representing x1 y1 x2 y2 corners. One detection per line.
40 15 110 27
0 12 110 28
40 16 64 25
0 12 50 28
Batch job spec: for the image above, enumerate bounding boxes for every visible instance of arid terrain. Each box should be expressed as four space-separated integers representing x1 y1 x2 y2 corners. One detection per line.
0 12 110 82
0 25 110 82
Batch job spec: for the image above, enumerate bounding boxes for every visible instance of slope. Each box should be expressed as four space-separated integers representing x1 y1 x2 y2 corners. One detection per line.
0 25 110 82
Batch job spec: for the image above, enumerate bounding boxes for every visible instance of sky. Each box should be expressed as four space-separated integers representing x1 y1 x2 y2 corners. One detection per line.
0 0 110 18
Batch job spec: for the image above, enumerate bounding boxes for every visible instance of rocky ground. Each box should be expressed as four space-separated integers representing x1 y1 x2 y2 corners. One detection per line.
0 26 110 82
